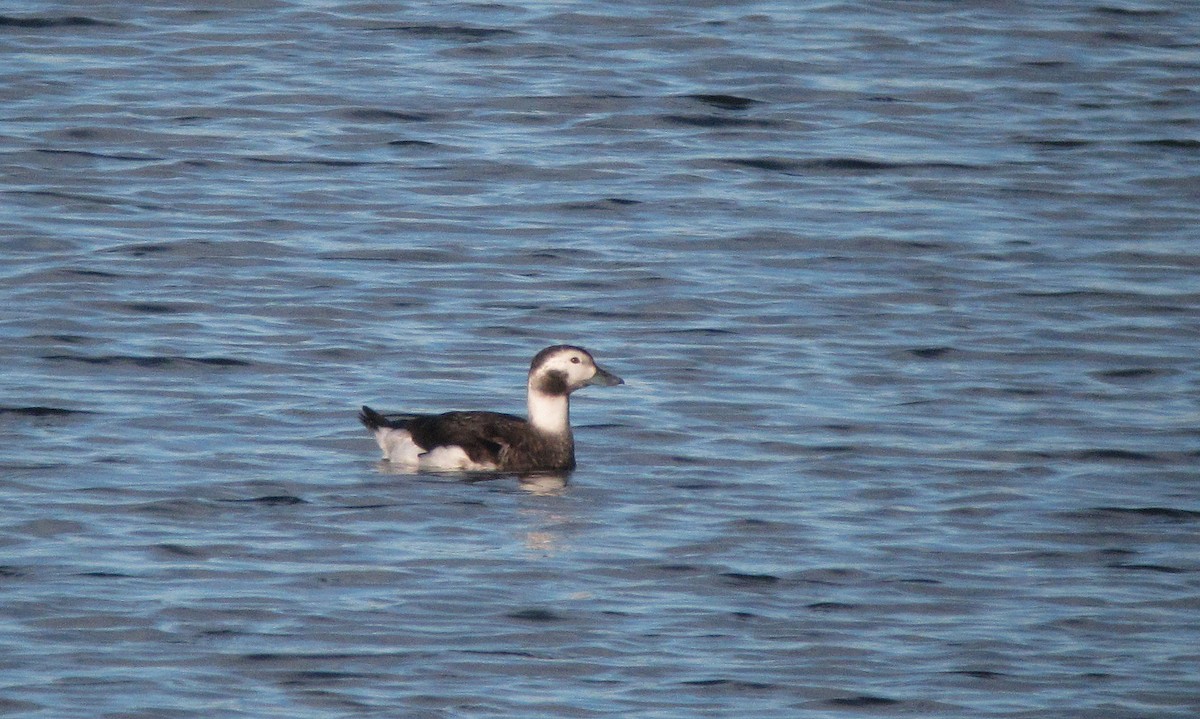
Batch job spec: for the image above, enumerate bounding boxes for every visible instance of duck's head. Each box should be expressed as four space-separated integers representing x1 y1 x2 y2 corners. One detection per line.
528 345 623 396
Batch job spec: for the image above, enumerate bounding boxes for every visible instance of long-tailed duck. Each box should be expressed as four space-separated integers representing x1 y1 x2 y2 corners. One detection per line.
360 345 622 472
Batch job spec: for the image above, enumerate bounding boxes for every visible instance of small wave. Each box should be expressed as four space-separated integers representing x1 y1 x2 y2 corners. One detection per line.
244 156 372 168
825 695 900 708
1091 506 1200 522
102 239 294 259
5 189 161 211
946 669 1010 679
555 197 642 211
806 601 858 612
663 327 737 336
660 114 777 129
1068 449 1160 462
387 139 442 149
217 495 308 506
683 94 761 111
124 302 183 315
368 24 517 42
1132 139 1200 150
319 248 460 263
679 678 778 690
505 607 561 622
1021 138 1094 149
339 108 435 123
1106 563 1187 574
153 543 208 559
717 156 978 173
35 148 166 162
42 354 253 368
719 571 781 585
0 406 94 417
907 346 956 359
1094 6 1174 17
1090 367 1176 382
0 15 119 29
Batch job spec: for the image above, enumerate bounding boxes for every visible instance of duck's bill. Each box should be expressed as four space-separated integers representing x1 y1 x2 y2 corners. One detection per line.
587 365 624 386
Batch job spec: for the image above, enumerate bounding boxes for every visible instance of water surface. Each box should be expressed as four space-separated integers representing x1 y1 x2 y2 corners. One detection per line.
2 1 1198 717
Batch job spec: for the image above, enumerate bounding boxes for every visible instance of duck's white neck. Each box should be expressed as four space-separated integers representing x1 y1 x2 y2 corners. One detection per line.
527 387 571 435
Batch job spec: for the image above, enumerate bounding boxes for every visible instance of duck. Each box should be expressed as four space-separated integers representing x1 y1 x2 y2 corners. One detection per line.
359 345 623 472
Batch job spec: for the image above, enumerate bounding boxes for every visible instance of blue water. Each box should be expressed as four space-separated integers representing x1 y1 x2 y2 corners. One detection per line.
2 2 1198 717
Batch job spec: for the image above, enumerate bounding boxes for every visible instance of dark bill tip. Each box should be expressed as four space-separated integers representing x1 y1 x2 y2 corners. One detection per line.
589 364 624 387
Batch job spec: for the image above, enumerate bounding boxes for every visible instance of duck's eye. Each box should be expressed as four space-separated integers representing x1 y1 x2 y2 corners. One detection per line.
570 356 581 364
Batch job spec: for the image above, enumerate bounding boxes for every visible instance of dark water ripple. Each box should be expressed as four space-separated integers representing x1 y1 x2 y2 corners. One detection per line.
2 1 1199 717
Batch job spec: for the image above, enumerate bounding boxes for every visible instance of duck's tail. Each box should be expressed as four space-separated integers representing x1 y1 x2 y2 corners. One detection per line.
359 405 395 432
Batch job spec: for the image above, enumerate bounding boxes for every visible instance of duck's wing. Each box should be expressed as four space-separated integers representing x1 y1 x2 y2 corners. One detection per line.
402 411 529 467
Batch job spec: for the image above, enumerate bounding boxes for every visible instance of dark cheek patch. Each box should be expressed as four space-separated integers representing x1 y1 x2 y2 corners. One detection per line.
535 370 570 395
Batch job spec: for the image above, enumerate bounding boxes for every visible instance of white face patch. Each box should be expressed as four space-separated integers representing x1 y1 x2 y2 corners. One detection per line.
525 346 621 435
531 348 601 392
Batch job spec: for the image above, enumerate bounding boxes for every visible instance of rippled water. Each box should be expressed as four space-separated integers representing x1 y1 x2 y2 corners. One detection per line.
2 2 1198 717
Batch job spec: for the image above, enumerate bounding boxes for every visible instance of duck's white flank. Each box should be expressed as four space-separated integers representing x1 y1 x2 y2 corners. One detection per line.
370 427 498 471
